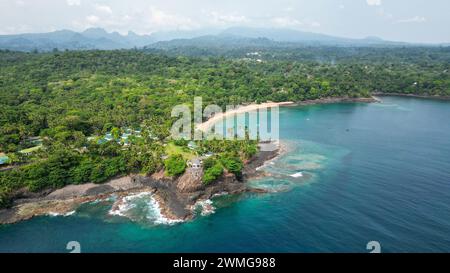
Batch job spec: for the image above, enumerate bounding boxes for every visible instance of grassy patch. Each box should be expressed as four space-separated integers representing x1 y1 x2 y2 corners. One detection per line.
165 142 196 160
19 145 43 154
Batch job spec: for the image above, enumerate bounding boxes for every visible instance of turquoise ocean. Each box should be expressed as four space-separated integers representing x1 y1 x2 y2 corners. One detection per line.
1 96 450 253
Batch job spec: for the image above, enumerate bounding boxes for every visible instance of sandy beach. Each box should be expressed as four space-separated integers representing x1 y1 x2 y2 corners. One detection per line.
195 97 380 132
0 97 379 225
196 101 294 132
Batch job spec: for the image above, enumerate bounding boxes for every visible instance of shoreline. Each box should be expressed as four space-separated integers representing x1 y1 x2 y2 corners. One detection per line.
196 97 378 132
287 96 380 106
0 176 147 224
196 101 295 132
0 95 379 225
0 142 281 225
372 93 450 101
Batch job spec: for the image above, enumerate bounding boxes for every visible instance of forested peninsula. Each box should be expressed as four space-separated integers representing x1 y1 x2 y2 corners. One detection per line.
1 47 449 210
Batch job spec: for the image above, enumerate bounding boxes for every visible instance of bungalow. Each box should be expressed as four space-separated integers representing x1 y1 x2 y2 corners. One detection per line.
188 158 203 169
187 141 198 150
202 152 214 158
95 128 143 146
121 132 131 141
97 138 108 145
122 138 130 146
26 136 43 146
0 155 10 166
104 133 113 141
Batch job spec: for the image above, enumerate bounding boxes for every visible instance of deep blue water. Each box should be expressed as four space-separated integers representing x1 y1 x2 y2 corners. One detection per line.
1 96 450 253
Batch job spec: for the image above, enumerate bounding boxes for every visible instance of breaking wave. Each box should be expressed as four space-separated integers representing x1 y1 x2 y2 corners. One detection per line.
108 192 183 225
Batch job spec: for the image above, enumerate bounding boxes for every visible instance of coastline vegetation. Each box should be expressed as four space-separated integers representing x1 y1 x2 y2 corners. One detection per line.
0 47 449 208
164 154 186 177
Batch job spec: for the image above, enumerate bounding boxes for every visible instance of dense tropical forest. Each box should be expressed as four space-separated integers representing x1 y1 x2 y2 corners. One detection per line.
0 46 449 207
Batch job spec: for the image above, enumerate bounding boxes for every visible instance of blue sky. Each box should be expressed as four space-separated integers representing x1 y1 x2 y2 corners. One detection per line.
0 0 449 43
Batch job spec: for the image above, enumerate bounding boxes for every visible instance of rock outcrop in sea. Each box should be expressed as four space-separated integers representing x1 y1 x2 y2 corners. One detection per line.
0 144 280 225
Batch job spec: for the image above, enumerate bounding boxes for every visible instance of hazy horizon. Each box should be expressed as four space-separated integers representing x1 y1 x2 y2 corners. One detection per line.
0 0 449 44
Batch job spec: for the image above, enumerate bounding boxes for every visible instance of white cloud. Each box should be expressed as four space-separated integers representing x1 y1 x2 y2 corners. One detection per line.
396 16 427 23
122 15 132 22
71 6 198 34
309 21 321 27
95 4 112 14
271 17 303 28
377 8 393 19
146 7 197 30
0 24 31 35
15 0 25 7
66 0 81 6
366 0 382 6
86 15 100 24
208 11 250 26
270 17 320 28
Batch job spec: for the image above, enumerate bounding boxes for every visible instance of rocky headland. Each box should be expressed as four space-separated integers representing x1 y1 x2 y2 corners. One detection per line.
0 144 280 224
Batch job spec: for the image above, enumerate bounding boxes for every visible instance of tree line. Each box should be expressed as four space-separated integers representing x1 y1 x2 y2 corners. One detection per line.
0 47 449 208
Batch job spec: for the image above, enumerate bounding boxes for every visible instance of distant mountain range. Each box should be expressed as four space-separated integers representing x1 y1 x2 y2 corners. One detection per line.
0 28 155 51
148 35 279 50
219 27 399 46
0 27 440 52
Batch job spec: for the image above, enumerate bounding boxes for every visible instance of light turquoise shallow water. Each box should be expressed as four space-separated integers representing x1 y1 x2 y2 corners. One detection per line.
1 96 450 253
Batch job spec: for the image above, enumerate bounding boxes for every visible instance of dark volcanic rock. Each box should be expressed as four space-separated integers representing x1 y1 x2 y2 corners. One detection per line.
1 145 280 224
177 169 205 193
85 185 116 196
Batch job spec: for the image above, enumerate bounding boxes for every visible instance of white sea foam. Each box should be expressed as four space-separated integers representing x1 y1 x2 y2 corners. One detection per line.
108 191 184 225
108 192 150 216
47 212 61 217
290 172 304 178
256 159 277 171
47 210 76 217
194 199 216 216
64 211 76 217
108 202 134 217
213 191 228 198
146 196 184 225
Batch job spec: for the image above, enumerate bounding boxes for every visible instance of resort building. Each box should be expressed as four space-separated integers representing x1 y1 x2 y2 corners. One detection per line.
188 158 203 169
95 128 142 146
187 141 198 150
0 155 10 166
202 152 214 158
